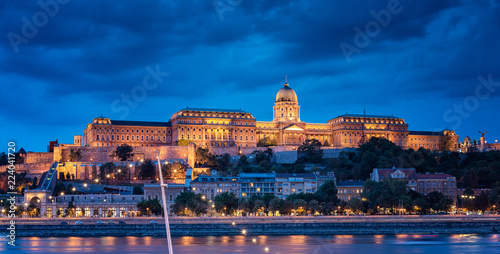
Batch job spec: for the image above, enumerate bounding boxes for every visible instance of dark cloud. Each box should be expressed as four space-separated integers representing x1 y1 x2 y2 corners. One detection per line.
1 0 500 151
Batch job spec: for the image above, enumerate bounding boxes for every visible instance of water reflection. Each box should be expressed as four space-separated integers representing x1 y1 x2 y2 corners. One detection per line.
2 234 499 254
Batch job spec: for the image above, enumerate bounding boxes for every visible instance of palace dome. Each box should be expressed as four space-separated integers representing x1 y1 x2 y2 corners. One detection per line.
275 82 298 103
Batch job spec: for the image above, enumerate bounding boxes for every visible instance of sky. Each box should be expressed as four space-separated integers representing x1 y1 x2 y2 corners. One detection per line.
1 0 500 152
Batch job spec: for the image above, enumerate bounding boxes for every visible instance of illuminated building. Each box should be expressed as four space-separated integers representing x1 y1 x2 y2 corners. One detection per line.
83 80 459 151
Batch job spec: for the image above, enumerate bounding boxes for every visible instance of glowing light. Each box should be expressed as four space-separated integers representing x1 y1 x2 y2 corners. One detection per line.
83 183 88 187
264 247 269 252
60 193 64 196
231 222 235 226
252 238 257 243
242 229 247 235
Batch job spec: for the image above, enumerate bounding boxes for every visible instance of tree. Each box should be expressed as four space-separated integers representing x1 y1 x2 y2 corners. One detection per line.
474 191 490 212
0 152 7 166
281 200 294 215
133 186 144 195
426 191 445 211
268 198 282 215
30 177 38 190
112 144 133 161
253 149 273 164
69 148 82 162
308 200 320 215
54 182 66 195
213 192 239 215
195 147 216 167
413 198 429 215
462 169 479 188
162 162 186 179
216 153 231 172
67 183 75 194
100 162 116 180
137 199 162 216
298 139 323 163
138 160 156 180
254 200 266 214
172 192 208 216
257 137 278 147
293 199 307 215
65 172 71 180
440 135 454 152
323 140 330 147
435 196 454 212
241 200 254 215
315 180 339 204
348 198 365 214
64 201 75 217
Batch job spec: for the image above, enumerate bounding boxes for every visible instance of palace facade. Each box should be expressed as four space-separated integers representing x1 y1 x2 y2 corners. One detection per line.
82 80 459 151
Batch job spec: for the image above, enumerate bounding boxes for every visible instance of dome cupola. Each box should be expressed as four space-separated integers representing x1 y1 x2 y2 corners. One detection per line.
275 82 298 102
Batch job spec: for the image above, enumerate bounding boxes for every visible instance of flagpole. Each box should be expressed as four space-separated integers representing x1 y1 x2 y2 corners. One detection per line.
156 150 173 254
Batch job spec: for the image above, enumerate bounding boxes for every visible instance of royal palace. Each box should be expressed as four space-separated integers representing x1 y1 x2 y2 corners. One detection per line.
83 80 459 151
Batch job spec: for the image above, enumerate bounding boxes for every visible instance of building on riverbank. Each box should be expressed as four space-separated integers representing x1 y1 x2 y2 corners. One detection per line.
370 168 457 200
337 180 365 201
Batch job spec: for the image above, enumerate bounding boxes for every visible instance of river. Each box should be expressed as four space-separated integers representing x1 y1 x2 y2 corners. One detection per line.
3 234 500 253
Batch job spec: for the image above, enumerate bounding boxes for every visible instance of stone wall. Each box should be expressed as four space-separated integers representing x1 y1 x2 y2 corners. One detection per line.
11 220 500 237
25 152 53 164
275 151 297 164
321 148 357 159
0 162 51 175
55 146 192 163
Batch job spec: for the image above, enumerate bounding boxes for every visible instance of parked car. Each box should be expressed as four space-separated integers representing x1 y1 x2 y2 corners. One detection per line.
75 221 83 225
96 221 105 224
150 221 158 224
60 221 68 225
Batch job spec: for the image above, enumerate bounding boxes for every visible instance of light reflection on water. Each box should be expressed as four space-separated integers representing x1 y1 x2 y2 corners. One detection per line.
2 234 500 254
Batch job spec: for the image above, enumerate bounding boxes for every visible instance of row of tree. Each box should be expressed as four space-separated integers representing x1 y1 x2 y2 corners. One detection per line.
170 180 340 216
329 137 500 189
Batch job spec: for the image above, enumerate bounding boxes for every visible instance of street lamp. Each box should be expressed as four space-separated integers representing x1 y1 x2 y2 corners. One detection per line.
83 183 88 187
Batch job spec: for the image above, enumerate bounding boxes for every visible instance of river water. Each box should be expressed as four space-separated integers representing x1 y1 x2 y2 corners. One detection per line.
3 234 500 254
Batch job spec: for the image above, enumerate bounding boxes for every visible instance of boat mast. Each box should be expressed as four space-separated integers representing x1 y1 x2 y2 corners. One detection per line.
156 150 174 254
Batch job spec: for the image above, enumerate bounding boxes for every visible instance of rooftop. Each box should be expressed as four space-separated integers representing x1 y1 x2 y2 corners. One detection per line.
409 130 443 136
334 113 402 120
180 107 248 113
109 120 172 127
276 173 316 178
191 175 239 183
416 173 455 179
375 168 417 180
337 180 365 187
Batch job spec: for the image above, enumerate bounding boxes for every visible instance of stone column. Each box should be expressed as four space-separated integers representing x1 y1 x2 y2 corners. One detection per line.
125 207 129 217
98 207 103 217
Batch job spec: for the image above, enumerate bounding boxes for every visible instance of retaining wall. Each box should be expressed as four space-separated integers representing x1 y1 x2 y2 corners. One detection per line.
9 221 500 237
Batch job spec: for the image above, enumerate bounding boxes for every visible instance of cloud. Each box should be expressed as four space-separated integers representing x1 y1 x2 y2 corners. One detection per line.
1 0 500 151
